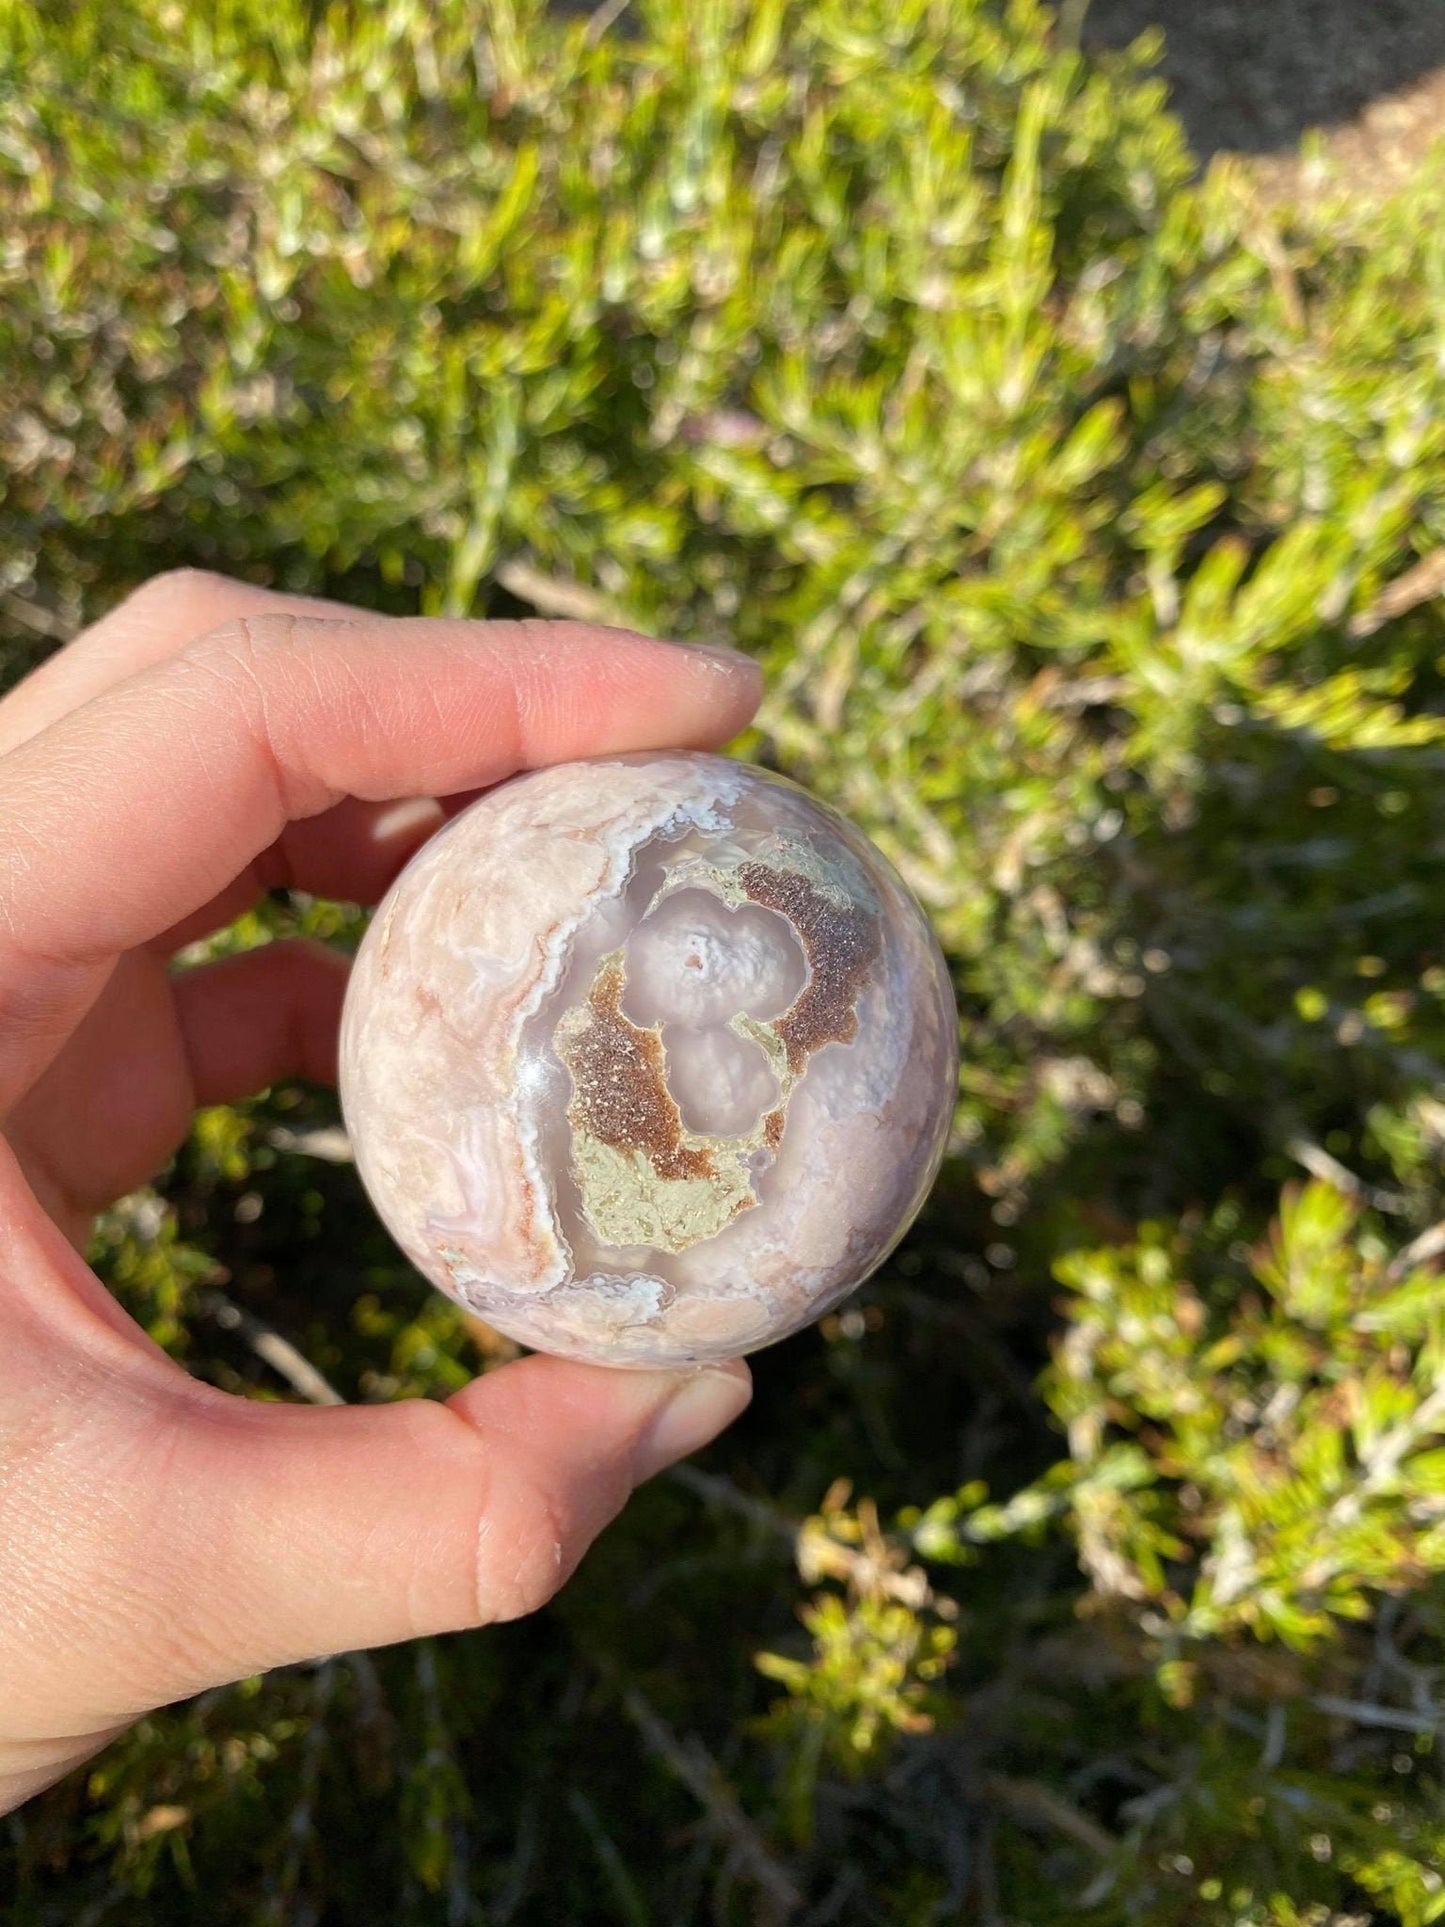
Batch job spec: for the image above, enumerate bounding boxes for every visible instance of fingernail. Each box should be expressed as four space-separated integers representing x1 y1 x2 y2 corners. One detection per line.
673 639 760 675
370 797 446 844
632 1366 752 1482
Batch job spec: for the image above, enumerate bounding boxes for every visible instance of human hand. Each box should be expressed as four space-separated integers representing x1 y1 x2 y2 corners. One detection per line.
0 571 760 1812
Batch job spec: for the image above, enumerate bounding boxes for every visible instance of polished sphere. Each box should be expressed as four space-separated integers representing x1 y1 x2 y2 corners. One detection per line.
339 751 957 1366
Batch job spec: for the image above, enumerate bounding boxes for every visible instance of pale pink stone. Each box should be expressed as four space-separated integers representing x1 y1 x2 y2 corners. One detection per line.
339 752 957 1367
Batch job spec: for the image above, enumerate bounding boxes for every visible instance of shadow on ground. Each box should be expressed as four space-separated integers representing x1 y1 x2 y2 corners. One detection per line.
1082 0 1445 156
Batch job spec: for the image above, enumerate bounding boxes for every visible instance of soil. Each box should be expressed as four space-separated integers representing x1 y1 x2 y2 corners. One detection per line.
1080 0 1445 194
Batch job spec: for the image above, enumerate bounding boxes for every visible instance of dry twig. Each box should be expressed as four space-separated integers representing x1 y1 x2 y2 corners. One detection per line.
618 1685 804 1924
1285 1137 1408 1214
1348 547 1445 639
980 1772 1118 1858
1385 1218 1445 1283
195 1287 347 1406
493 559 619 624
267 1124 354 1165
0 590 76 641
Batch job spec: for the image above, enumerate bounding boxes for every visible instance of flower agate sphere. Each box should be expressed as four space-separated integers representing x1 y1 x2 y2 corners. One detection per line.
339 752 957 1366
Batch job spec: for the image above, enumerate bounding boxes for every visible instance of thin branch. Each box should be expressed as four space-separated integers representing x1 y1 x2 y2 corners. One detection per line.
667 1461 799 1540
493 559 619 624
260 1660 336 1926
1246 214 1305 333
1311 1693 1445 1735
1385 1217 1445 1283
980 1772 1118 1859
1348 547 1445 640
1034 673 1128 711
583 0 631 45
619 1685 804 1924
1285 1137 1408 1215
267 1124 354 1164
195 1287 346 1406
0 590 76 642
566 1792 650 1927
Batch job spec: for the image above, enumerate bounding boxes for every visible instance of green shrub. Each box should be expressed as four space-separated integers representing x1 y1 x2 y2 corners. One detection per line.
5 1 1445 1919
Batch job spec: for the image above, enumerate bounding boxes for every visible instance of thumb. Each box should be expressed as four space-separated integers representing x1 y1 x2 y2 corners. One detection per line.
171 1356 753 1674
3 1336 750 1778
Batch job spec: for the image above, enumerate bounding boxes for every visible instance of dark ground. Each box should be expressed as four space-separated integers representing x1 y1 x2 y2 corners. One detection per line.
1080 0 1445 191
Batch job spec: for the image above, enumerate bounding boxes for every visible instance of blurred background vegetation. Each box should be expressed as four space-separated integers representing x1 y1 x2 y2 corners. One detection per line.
5 0 1445 1919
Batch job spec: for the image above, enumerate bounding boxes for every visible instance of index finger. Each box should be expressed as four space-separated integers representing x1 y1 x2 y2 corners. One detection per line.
0 613 761 1110
0 570 364 758
0 573 472 924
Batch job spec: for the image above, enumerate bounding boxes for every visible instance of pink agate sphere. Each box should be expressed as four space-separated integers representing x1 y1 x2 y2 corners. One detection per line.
338 752 957 1366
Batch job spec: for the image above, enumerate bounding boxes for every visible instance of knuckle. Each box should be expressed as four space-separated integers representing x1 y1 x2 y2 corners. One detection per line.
474 1475 576 1626
121 566 230 616
179 613 299 735
187 610 298 672
175 612 350 823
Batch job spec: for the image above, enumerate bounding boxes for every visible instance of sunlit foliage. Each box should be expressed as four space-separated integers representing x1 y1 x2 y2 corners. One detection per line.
5 1 1445 1918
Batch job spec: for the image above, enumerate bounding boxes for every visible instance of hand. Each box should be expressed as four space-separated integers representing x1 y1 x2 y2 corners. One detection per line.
0 571 760 1812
